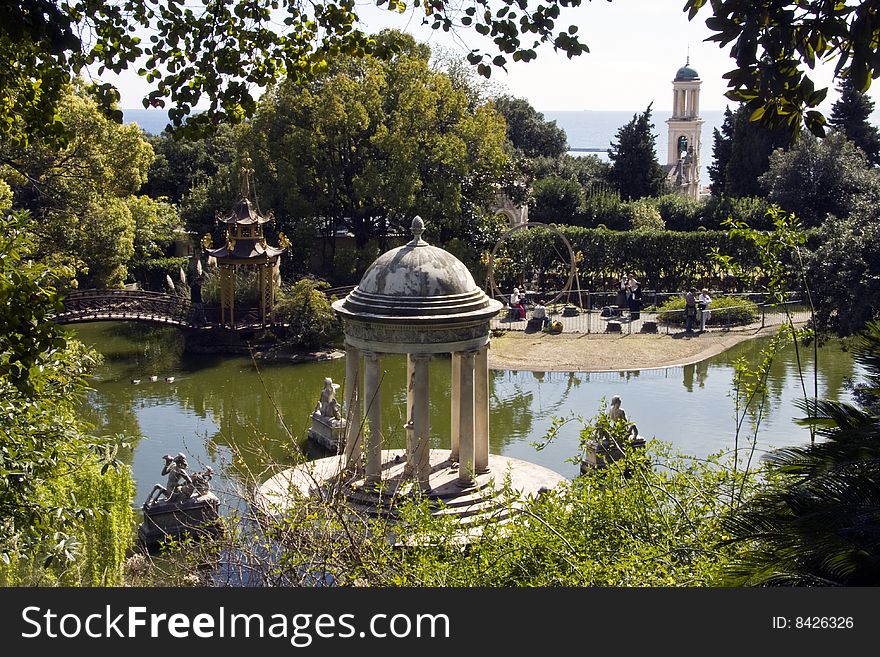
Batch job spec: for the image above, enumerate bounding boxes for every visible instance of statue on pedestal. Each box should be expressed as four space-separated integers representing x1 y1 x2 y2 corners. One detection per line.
308 377 347 452
138 452 221 550
581 395 646 474
145 453 193 506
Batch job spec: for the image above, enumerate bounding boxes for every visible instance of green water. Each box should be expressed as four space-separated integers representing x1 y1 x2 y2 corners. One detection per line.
72 322 864 506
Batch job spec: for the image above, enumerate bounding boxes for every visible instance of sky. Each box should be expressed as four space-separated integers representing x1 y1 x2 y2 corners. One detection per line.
105 0 875 115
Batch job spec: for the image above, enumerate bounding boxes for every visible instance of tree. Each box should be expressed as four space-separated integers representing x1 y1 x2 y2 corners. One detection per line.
246 32 509 252
607 103 667 200
7 2 879 148
0 212 134 583
830 77 880 167
529 175 583 223
720 321 880 586
127 195 182 270
493 95 568 159
0 84 154 287
0 0 589 146
707 106 734 195
760 131 880 228
271 279 339 349
142 125 239 205
685 0 880 137
530 153 610 190
723 105 788 198
805 201 880 336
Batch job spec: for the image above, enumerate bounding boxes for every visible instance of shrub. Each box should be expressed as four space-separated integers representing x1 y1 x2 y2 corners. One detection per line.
129 256 190 291
656 193 705 231
272 278 340 348
581 185 627 230
703 196 771 231
0 463 135 586
624 199 665 231
655 294 759 327
529 175 585 224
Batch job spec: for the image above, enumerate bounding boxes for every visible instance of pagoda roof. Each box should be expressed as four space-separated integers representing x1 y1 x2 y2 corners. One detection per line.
216 198 274 225
207 239 285 261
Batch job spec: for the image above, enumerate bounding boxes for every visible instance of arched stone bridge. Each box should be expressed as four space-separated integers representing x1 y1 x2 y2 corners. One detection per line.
53 289 196 327
52 286 358 329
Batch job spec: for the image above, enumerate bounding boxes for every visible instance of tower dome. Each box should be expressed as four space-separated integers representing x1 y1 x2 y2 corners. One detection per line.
674 61 700 81
333 217 501 323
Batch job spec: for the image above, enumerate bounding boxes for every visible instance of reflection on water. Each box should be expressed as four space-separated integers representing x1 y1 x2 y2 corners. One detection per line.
72 323 865 503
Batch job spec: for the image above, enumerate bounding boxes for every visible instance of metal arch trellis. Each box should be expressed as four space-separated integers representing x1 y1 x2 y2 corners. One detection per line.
486 221 585 309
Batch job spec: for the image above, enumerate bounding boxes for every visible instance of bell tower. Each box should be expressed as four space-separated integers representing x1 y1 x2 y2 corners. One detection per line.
666 58 703 198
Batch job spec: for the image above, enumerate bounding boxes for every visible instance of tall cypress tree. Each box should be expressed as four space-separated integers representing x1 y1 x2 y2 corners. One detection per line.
724 105 788 197
607 103 667 200
830 77 880 166
708 106 734 194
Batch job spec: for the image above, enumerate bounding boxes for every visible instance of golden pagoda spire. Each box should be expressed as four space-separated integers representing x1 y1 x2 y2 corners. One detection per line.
239 151 254 200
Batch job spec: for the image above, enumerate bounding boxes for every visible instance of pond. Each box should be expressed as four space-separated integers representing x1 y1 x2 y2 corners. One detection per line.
72 322 865 508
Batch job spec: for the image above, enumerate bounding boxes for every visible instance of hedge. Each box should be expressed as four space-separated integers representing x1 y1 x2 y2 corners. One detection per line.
489 226 764 294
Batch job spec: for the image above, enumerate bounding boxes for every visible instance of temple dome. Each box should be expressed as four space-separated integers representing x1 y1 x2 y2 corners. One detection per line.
675 63 699 81
333 217 502 322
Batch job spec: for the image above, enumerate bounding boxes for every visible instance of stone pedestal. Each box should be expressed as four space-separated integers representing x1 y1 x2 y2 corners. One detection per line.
308 413 347 452
137 493 222 551
256 449 566 544
580 435 646 474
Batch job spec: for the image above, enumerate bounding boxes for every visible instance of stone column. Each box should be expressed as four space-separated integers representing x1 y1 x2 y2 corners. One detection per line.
342 344 362 472
457 350 476 487
403 354 415 477
410 354 432 490
474 344 490 474
450 351 461 462
363 351 382 487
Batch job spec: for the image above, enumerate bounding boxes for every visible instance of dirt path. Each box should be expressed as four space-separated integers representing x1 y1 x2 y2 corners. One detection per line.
488 326 781 372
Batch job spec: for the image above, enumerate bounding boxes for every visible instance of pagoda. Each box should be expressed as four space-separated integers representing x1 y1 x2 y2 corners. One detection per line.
205 153 286 328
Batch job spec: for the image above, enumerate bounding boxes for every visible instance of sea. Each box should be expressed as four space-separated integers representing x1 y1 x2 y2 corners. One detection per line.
123 108 728 183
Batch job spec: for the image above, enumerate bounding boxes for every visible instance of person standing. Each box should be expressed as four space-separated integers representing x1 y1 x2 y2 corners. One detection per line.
618 275 629 311
698 288 712 332
684 287 697 333
628 277 641 320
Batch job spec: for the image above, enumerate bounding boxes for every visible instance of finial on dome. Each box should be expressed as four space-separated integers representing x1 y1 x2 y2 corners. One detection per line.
410 216 426 245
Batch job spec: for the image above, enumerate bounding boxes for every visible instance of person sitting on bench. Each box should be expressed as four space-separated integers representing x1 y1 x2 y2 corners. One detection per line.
532 299 550 329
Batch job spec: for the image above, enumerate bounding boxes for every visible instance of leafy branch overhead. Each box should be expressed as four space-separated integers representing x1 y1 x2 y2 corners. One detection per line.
1 0 588 144
685 0 880 137
7 1 878 144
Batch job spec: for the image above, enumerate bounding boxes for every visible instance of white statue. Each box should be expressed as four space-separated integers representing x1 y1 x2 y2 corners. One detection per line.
315 377 342 422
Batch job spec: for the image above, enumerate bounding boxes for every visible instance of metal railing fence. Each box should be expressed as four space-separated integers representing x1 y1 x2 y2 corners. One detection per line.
490 289 810 336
